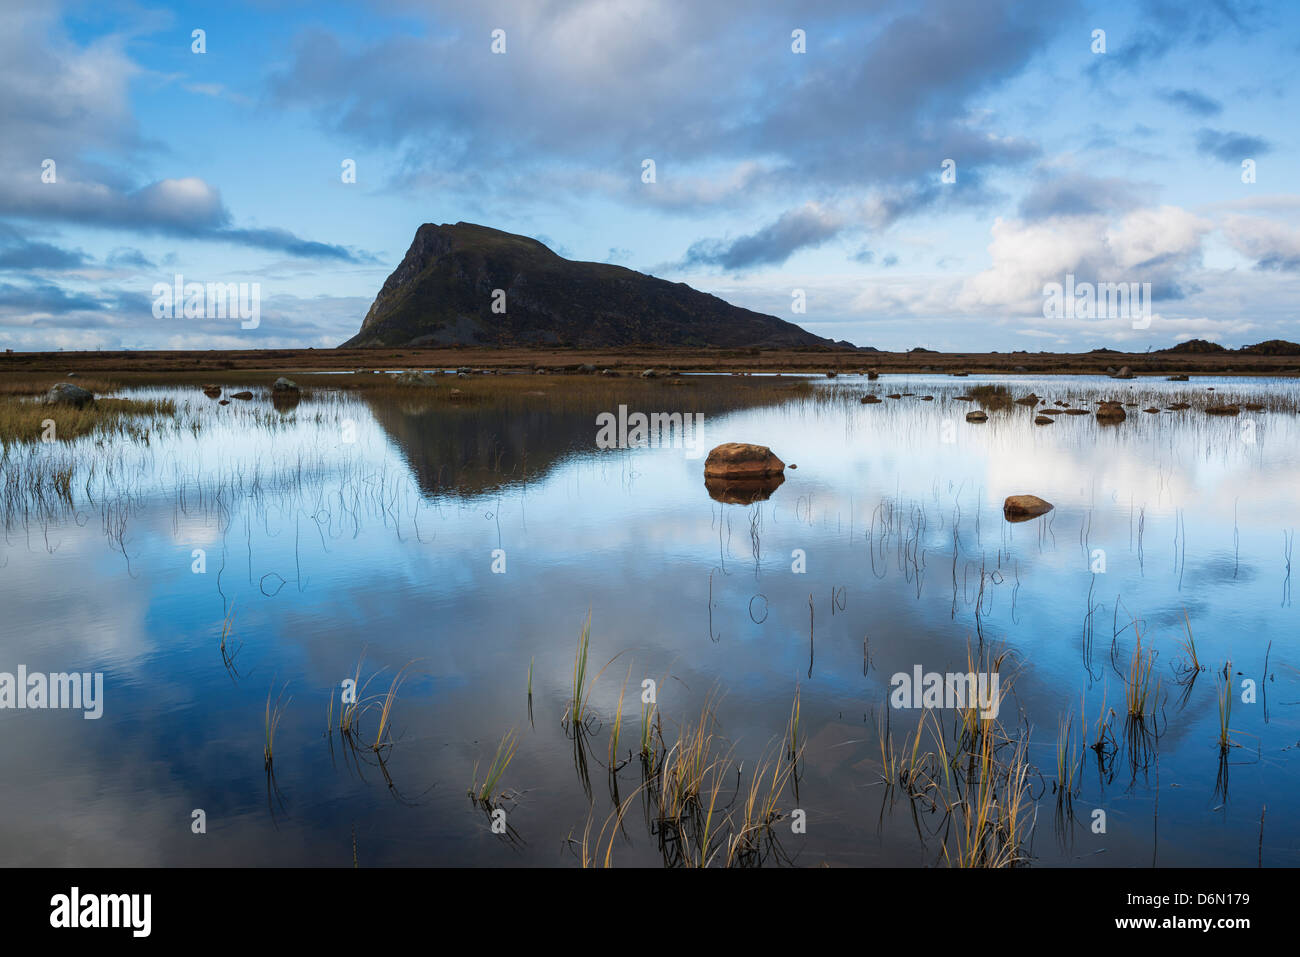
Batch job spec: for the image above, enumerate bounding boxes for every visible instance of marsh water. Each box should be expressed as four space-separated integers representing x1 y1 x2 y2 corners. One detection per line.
1 373 1297 867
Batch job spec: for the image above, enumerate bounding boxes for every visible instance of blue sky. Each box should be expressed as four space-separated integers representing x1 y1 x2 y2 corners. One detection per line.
2 0 1297 351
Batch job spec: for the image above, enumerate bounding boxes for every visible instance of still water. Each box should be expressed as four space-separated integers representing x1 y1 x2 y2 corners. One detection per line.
1 374 1296 866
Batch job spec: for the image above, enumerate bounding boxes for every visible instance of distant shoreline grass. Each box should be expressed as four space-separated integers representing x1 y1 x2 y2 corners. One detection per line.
4 344 1300 380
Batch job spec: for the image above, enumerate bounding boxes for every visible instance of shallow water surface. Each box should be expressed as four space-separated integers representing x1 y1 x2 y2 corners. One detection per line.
1 374 1296 866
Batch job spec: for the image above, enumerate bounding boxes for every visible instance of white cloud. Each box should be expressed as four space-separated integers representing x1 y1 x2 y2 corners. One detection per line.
1219 214 1300 270
959 206 1212 315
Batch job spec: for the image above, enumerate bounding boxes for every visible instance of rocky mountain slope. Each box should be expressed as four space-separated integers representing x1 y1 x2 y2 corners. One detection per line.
340 222 846 349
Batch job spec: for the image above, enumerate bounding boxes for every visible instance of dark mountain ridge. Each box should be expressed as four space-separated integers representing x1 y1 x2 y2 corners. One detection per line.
341 222 846 350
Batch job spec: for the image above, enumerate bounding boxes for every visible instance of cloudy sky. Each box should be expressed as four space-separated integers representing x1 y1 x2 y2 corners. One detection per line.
2 0 1297 352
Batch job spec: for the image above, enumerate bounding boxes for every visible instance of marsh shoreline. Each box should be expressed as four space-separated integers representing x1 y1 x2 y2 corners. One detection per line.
3 346 1299 380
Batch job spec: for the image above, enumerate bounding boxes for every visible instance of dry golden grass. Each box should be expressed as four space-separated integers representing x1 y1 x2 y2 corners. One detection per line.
0 395 176 445
0 377 122 396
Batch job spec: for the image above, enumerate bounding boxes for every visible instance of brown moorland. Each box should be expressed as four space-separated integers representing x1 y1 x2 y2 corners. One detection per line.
3 346 1299 383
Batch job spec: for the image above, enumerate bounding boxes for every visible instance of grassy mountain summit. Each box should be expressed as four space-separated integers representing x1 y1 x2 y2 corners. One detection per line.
340 222 844 349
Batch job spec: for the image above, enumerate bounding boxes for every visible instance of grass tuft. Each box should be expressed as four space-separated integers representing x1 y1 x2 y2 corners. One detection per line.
471 728 519 804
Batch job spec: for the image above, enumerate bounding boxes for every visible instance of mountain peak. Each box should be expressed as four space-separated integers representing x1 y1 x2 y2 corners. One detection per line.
341 224 843 349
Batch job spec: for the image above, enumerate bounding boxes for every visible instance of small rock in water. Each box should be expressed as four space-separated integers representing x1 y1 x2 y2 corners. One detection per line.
965 410 989 423
272 377 299 393
704 442 786 479
1003 494 1054 522
1034 415 1053 425
1095 401 1126 423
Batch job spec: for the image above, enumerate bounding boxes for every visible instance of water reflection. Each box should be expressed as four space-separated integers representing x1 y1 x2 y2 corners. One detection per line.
0 374 1295 866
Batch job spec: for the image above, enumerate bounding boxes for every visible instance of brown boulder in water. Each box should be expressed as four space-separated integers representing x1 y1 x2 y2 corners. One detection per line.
1096 402 1126 423
1034 415 1053 425
1004 495 1054 522
704 443 786 479
965 410 989 422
